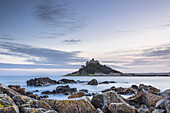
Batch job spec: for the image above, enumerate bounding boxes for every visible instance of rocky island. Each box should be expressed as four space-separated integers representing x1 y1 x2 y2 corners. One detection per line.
65 58 123 76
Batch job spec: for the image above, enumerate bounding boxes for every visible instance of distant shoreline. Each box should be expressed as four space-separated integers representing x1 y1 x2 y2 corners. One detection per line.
64 74 170 77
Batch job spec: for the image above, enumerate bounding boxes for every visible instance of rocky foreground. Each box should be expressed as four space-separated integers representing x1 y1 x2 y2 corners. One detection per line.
0 79 170 113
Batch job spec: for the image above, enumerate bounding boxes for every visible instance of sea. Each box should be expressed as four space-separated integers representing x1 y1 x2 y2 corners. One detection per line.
1 75 170 100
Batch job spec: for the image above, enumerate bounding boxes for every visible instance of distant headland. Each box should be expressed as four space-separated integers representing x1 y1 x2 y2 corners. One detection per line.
65 58 123 76
65 58 170 76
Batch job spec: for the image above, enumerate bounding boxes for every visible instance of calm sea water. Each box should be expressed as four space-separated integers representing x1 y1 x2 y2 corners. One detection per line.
0 75 170 100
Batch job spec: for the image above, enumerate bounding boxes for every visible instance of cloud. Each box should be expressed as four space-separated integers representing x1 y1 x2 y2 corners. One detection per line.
0 42 86 66
0 63 80 69
0 34 14 40
62 39 81 43
34 0 85 38
142 46 170 57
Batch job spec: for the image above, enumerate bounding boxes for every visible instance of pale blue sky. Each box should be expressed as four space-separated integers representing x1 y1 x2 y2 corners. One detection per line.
1 0 170 75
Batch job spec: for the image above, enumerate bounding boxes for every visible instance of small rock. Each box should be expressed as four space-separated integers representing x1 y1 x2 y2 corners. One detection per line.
88 79 98 85
152 109 165 113
79 89 88 93
68 92 86 99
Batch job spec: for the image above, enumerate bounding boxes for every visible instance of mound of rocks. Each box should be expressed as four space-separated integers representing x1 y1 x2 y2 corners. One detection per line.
42 85 77 95
27 77 57 86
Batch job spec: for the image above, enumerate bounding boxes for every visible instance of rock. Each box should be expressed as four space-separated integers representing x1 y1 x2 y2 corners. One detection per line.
152 109 165 113
127 91 143 108
29 94 38 99
164 93 170 113
55 85 77 94
101 88 112 93
131 85 138 89
109 103 136 113
79 89 88 93
39 95 49 99
137 104 150 113
0 94 19 113
26 77 57 86
96 108 103 113
68 92 86 99
102 105 111 113
155 99 165 109
33 90 39 92
142 91 163 107
22 107 58 113
88 79 98 85
0 83 20 98
44 99 96 113
139 84 160 93
99 81 116 84
57 78 77 84
91 91 128 109
113 87 125 94
120 88 136 95
8 85 20 89
26 92 33 97
42 91 51 94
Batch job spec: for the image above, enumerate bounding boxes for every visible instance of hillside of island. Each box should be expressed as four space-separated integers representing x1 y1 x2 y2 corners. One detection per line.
65 58 123 76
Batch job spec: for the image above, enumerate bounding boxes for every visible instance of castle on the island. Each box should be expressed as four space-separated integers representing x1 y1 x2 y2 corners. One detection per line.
86 58 99 65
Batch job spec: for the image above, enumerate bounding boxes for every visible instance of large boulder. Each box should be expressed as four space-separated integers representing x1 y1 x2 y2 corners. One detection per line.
0 83 20 98
68 92 86 99
0 94 19 113
8 85 26 95
142 91 163 107
91 91 132 109
44 99 96 113
27 77 57 86
88 79 98 85
109 103 136 113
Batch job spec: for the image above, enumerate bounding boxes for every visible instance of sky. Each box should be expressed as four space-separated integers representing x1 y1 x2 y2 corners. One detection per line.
1 0 170 75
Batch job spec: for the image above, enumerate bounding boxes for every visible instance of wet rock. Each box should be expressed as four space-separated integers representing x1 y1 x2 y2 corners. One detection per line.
55 85 77 94
0 94 19 113
142 91 163 107
26 92 33 96
109 103 136 113
131 85 138 89
29 94 38 99
44 99 96 113
79 89 88 93
99 81 116 84
27 77 57 86
139 84 160 93
39 95 49 99
68 92 86 99
152 109 165 113
33 90 39 92
42 91 51 94
88 79 98 85
57 78 77 84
